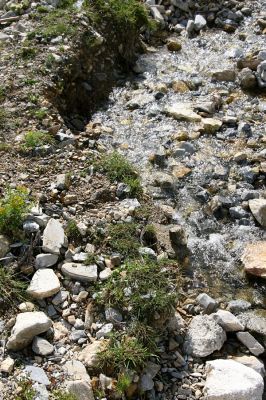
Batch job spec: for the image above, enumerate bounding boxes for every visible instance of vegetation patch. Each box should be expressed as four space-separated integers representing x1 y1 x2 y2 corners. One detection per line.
22 130 54 149
0 187 30 237
96 152 142 198
108 222 140 257
65 220 82 243
0 267 27 307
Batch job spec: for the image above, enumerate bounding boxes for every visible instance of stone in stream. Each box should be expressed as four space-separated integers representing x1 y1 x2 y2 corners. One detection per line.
7 312 52 351
35 253 58 269
233 355 265 377
61 263 98 282
211 69 236 82
236 332 264 356
184 315 226 357
194 15 207 31
241 242 266 279
204 359 264 400
42 218 68 254
165 103 202 122
249 199 266 227
213 310 244 332
27 269 60 299
32 336 54 356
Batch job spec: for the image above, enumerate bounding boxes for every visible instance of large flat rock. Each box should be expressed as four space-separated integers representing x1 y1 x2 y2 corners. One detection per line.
61 263 98 282
27 269 60 299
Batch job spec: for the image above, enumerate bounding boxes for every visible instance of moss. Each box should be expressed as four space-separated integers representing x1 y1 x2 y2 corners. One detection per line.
108 222 139 257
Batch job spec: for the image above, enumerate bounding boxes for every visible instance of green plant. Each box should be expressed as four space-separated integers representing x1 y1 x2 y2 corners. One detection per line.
96 152 142 198
28 93 39 104
33 108 48 120
15 379 36 400
98 334 152 372
85 253 96 265
108 222 139 257
116 372 132 395
36 5 49 13
0 267 27 306
0 187 30 237
20 47 37 59
96 259 177 323
23 130 54 149
51 389 77 400
66 220 82 242
24 78 37 86
46 54 56 68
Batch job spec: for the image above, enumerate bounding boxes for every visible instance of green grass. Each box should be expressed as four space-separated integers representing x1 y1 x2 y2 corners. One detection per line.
16 380 36 400
0 187 30 237
51 390 77 400
20 47 37 59
23 130 54 149
116 372 132 395
96 259 177 323
96 152 142 198
0 267 27 306
33 108 48 120
108 222 139 257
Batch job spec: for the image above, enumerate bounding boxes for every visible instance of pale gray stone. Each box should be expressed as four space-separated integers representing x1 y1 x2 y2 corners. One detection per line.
236 332 264 356
27 269 60 299
213 310 245 332
32 337 54 356
62 263 98 282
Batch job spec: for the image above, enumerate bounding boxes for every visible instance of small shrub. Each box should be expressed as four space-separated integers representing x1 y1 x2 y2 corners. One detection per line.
36 5 49 13
15 379 36 400
0 267 27 306
20 47 37 59
23 130 54 149
33 108 48 120
108 222 139 257
65 220 82 243
96 152 142 198
98 334 152 372
0 187 30 237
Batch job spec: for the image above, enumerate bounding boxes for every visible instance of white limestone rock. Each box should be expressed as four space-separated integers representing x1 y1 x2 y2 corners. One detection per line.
42 218 68 254
213 310 245 332
27 269 60 299
61 263 98 282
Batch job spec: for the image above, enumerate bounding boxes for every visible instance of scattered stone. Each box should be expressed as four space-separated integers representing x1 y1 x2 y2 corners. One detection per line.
78 340 108 368
213 310 244 332
24 366 50 386
165 103 202 122
96 323 113 339
233 355 265 377
42 218 68 255
18 302 35 312
204 359 264 400
64 360 89 381
249 199 266 227
184 315 226 357
27 269 60 299
66 380 94 400
194 14 207 31
61 263 98 282
32 336 54 356
196 293 218 314
241 242 266 279
0 357 15 374
35 253 58 269
201 118 223 134
7 312 52 351
236 332 264 356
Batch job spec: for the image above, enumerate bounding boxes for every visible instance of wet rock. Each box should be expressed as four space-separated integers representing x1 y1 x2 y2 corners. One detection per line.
61 263 98 282
167 38 182 52
196 293 218 314
24 366 50 386
194 15 207 31
165 103 202 122
35 253 58 269
27 269 60 299
201 118 223 134
239 68 257 90
7 312 52 351
212 69 236 82
42 218 68 255
236 332 264 356
32 336 54 356
213 310 244 332
249 199 266 227
227 300 251 314
184 315 226 358
204 359 264 400
241 242 266 279
78 340 108 368
233 355 265 377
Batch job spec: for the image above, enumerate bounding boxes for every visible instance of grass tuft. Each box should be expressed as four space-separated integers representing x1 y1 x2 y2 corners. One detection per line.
108 222 139 257
23 130 54 149
0 267 27 306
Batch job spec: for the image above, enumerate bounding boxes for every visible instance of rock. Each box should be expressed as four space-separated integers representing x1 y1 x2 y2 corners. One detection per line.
0 357 14 374
140 374 154 391
66 380 94 400
257 61 266 88
165 103 202 122
42 218 68 254
27 269 60 299
194 15 207 31
138 247 157 259
167 311 185 331
238 311 266 338
167 38 182 52
249 199 266 227
236 332 264 356
99 268 112 281
149 6 165 25
227 300 251 314
61 263 98 282
0 235 10 258
32 336 54 356
55 173 69 190
18 301 35 312
64 360 90 381
239 68 257 89
201 118 223 134
184 315 226 357
186 19 195 33
52 290 69 306
78 340 108 368
35 253 58 269
204 359 264 400
241 242 266 279
24 366 50 386
7 312 52 351
96 323 113 339
212 69 236 82
213 310 244 332
233 356 265 377
196 293 218 314
105 307 123 323
172 79 189 93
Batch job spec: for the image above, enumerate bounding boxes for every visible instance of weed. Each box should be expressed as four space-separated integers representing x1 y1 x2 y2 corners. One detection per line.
96 259 177 323
20 47 37 59
0 187 30 237
27 93 39 104
15 379 36 400
23 130 54 149
0 267 27 307
51 390 77 400
127 320 157 351
24 78 37 86
116 372 132 395
33 108 48 120
66 220 82 243
108 222 139 257
96 152 142 198
0 142 10 152
98 334 152 372
46 54 56 68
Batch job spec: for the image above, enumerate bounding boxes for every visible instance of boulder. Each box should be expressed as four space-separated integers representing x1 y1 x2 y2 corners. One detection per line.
204 359 264 400
27 269 60 299
7 312 52 351
184 315 226 357
42 218 68 254
32 336 54 356
241 242 266 279
165 103 202 122
249 199 266 227
236 332 264 356
233 355 265 377
61 263 98 282
213 310 244 332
